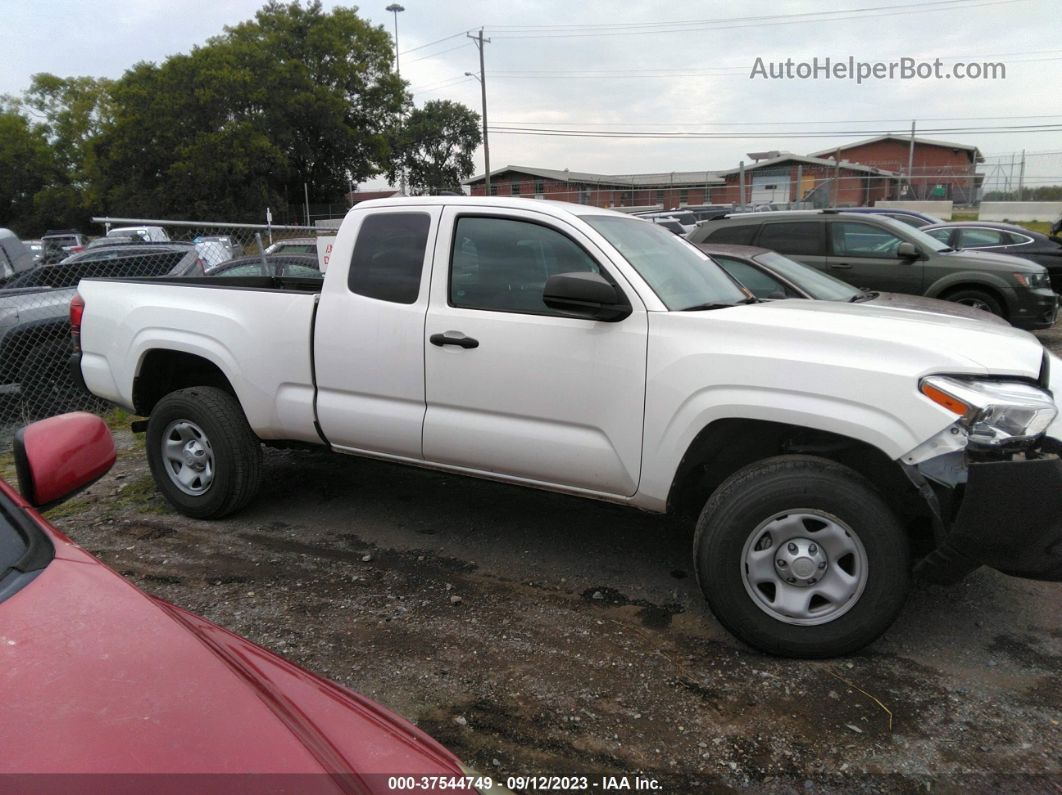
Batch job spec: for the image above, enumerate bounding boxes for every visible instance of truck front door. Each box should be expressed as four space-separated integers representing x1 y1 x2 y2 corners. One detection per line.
422 207 648 497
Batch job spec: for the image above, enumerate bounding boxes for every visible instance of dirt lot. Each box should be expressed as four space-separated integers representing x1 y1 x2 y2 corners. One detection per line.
32 330 1062 792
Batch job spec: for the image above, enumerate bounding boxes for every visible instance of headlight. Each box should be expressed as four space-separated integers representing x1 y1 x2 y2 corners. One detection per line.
1014 271 1051 290
920 375 1057 450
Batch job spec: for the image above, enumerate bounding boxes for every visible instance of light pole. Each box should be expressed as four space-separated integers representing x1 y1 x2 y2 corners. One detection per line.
464 28 491 195
386 4 404 74
386 4 406 194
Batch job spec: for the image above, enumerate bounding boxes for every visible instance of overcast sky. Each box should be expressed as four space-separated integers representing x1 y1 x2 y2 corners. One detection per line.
3 0 1060 189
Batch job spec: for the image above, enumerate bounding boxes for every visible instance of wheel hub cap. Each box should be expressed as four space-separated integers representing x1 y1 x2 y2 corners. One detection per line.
161 420 215 496
775 538 828 584
741 511 869 626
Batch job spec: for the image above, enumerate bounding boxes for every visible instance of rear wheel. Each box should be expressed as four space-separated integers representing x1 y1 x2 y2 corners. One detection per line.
693 455 910 658
146 386 262 518
944 288 1004 318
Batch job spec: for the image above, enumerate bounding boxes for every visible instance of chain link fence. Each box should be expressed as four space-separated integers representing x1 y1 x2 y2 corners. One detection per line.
0 218 321 444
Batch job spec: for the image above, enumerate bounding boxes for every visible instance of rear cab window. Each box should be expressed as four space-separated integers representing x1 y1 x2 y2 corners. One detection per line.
348 213 431 304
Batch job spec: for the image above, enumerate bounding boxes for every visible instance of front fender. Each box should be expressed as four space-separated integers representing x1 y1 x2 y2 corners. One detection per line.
924 272 1017 308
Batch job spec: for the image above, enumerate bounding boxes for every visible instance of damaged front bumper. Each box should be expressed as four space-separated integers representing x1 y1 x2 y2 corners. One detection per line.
916 453 1062 583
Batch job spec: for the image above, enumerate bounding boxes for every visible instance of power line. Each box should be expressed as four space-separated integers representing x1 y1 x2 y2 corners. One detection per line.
489 51 1062 77
486 123 1062 140
409 75 475 94
484 0 1023 38
397 29 471 56
492 114 1062 128
405 41 473 65
484 0 970 31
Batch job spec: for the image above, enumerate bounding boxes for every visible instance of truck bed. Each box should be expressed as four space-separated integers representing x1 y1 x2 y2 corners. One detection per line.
77 276 323 442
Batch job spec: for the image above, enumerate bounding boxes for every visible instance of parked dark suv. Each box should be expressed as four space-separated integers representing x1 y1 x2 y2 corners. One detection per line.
688 210 1057 329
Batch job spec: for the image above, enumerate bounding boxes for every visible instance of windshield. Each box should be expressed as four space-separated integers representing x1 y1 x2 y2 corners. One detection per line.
754 251 861 301
584 215 748 310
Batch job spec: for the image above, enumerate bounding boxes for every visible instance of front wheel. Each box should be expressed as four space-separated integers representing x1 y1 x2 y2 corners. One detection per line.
944 288 1005 318
146 386 262 519
693 455 910 658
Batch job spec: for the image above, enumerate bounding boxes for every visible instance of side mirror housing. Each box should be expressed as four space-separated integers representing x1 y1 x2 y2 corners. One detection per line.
897 241 921 259
14 413 116 509
543 272 632 322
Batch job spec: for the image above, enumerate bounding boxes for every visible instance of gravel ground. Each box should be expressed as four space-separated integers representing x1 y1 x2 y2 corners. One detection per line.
34 328 1062 792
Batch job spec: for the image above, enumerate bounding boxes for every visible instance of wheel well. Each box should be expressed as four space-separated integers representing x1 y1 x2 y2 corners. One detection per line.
667 418 930 531
133 350 237 416
939 283 1008 317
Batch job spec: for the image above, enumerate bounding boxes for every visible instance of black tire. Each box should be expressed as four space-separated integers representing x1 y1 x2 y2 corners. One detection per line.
943 288 1005 319
146 386 262 519
693 455 910 658
19 338 95 420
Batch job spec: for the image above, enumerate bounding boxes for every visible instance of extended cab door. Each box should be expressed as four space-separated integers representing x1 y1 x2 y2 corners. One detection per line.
825 219 925 294
422 208 648 497
314 207 440 457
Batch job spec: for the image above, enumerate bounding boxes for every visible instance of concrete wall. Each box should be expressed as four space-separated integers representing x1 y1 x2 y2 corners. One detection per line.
978 202 1062 223
873 200 953 220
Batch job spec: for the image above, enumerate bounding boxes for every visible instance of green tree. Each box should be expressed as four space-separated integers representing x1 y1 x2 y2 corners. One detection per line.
98 0 406 221
21 74 113 193
394 100 481 195
0 110 58 233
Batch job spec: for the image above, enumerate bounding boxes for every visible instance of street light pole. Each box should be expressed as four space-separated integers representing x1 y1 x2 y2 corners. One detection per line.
387 4 406 195
466 28 491 194
386 4 404 74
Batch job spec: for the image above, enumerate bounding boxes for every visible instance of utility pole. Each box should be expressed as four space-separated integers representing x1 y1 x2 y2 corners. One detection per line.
907 120 916 199
833 146 841 206
1018 149 1026 200
466 29 491 194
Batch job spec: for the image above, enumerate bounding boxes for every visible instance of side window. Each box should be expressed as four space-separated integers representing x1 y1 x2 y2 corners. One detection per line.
956 228 1007 248
757 222 825 256
450 216 602 315
924 228 952 244
0 247 12 279
705 224 758 245
713 256 796 299
830 221 904 258
348 213 430 304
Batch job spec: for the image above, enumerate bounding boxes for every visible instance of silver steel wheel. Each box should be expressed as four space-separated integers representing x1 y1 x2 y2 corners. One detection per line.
161 419 215 496
741 510 868 626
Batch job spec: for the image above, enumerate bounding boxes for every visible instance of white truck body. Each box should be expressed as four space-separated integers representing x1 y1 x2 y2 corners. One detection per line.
75 197 1062 656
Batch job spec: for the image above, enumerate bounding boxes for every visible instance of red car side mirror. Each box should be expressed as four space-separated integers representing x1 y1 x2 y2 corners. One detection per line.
14 413 116 509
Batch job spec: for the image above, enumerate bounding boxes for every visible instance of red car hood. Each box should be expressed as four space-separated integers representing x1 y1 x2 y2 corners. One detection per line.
0 521 462 787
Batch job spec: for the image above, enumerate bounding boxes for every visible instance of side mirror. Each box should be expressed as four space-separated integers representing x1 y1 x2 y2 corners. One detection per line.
14 413 116 509
897 241 920 260
543 272 632 322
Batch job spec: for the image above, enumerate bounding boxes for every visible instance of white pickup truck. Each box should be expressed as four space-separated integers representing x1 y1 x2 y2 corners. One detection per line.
73 197 1062 657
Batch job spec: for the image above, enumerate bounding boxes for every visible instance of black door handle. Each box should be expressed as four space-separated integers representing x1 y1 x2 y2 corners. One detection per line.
830 262 852 270
430 332 479 349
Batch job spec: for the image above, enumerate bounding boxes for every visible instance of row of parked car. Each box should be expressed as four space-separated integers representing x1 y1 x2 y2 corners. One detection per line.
679 207 1061 331
0 227 324 417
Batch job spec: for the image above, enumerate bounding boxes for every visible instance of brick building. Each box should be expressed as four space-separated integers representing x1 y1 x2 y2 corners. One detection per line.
463 166 724 209
711 153 897 206
462 135 981 209
808 135 983 203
